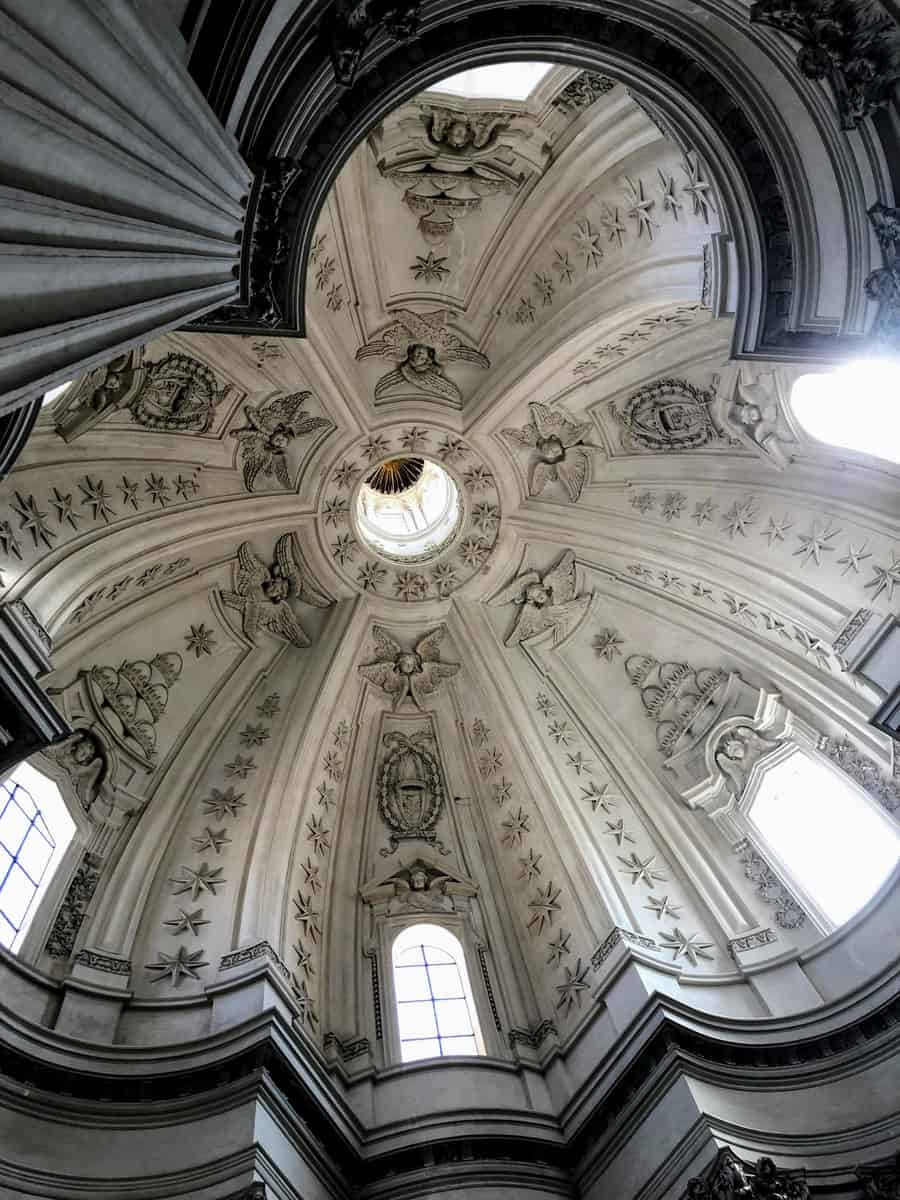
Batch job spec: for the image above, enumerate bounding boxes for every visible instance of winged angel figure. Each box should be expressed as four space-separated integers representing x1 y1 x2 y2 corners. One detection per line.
502 402 593 502
494 550 589 647
358 625 460 710
220 534 331 648
230 392 331 492
355 310 489 405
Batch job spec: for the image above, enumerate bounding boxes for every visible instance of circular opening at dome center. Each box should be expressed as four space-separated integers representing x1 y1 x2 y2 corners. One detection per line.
355 457 461 561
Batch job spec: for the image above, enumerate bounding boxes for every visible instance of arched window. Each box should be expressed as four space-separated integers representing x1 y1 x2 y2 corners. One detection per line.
0 762 75 951
791 360 900 466
391 923 484 1062
746 748 900 927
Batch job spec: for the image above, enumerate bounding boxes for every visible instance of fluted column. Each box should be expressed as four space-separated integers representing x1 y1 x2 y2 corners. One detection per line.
0 0 251 414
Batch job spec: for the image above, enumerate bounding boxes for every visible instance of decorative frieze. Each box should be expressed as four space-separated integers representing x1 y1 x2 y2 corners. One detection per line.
683 1146 808 1198
220 941 290 978
508 1018 557 1049
728 928 777 958
865 203 900 344
735 839 807 929
73 949 130 975
818 735 900 813
44 852 101 959
750 0 900 130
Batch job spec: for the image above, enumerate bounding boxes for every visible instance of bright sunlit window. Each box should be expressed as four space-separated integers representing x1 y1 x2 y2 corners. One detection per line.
0 763 75 951
392 923 484 1062
427 63 553 101
748 750 900 926
791 360 900 465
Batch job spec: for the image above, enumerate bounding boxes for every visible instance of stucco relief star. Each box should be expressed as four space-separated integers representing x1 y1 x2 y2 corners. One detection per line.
556 958 591 1014
793 522 840 567
527 882 562 935
618 852 667 888
581 782 619 813
170 862 226 900
146 945 209 986
292 891 322 942
502 807 531 847
866 552 900 602
546 930 572 965
191 827 231 855
203 787 247 820
658 928 715 965
12 493 55 549
163 908 209 936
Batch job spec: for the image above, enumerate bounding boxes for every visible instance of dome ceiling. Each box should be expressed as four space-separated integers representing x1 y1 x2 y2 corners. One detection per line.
3 67 898 1046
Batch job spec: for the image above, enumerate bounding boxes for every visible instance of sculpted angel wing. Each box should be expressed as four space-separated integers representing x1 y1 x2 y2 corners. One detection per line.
544 597 590 646
410 659 460 710
272 454 293 490
257 602 311 648
431 324 490 369
373 367 406 399
528 401 591 447
220 592 261 641
399 365 462 404
235 542 271 596
259 391 313 429
239 442 273 493
501 423 539 447
359 662 409 708
530 459 556 496
492 571 540 607
357 319 415 363
372 625 403 660
557 448 590 502
274 533 331 606
414 626 446 662
542 550 577 604
504 603 551 646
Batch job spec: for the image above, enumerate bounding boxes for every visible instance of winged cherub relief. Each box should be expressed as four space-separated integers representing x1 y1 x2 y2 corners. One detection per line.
355 310 489 406
230 391 332 491
358 625 460 710
494 549 590 647
220 533 331 648
502 402 593 502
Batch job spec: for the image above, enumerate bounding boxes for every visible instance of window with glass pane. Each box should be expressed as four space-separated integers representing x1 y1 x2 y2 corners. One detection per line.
392 924 482 1062
0 777 56 948
748 750 900 926
0 762 75 952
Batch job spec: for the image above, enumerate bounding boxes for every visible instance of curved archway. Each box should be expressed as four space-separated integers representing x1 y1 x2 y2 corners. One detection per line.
193 5 873 362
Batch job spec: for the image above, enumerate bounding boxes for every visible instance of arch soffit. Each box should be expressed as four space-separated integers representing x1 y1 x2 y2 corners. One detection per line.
202 4 862 361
